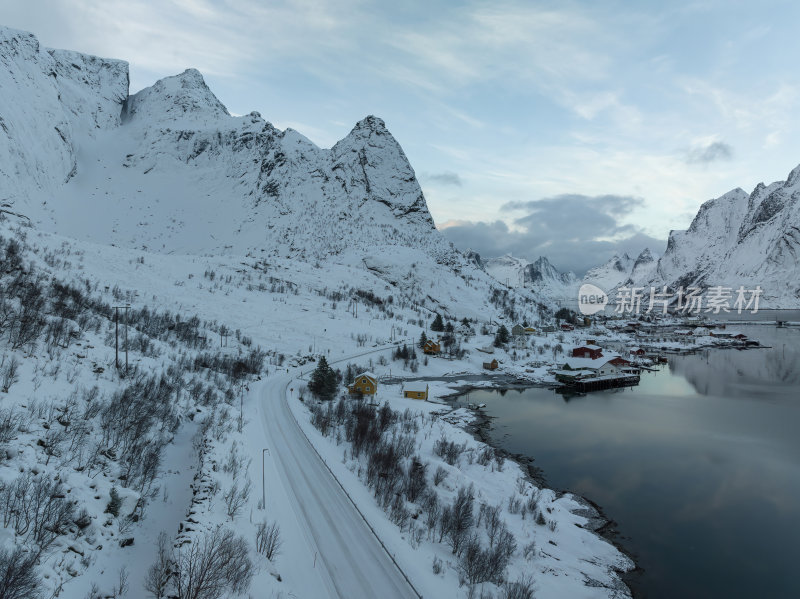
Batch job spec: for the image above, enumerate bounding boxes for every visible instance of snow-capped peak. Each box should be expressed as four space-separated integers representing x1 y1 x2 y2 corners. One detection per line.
123 68 229 127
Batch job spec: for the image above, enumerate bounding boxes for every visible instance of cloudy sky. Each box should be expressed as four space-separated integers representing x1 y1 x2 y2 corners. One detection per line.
4 0 800 274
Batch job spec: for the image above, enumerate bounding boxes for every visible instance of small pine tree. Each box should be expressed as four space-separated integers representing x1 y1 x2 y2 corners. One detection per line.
494 325 510 348
430 313 444 332
106 487 122 517
309 356 338 401
419 331 428 348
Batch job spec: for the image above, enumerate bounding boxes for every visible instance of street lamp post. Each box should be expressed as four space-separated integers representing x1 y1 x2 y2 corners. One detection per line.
261 448 270 509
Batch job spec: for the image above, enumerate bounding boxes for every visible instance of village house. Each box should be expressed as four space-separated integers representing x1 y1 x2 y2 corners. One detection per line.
542 325 556 333
560 323 575 331
423 339 441 355
524 326 537 335
560 355 633 377
511 324 525 338
629 346 646 357
348 372 377 396
483 359 499 371
403 382 428 400
571 343 603 359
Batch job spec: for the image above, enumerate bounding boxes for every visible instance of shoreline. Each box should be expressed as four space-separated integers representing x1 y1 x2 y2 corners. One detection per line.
440 379 642 598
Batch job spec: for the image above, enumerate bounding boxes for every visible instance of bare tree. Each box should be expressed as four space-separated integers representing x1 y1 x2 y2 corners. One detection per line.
0 547 40 599
223 480 251 521
0 356 19 394
144 532 172 599
173 527 253 599
255 520 282 561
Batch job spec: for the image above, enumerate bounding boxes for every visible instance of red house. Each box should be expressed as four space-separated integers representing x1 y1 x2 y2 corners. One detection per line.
571 344 603 359
560 323 575 331
630 347 646 357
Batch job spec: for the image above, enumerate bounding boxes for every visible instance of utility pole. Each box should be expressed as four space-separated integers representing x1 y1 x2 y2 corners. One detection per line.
261 448 270 510
124 305 129 374
114 307 119 370
238 382 244 432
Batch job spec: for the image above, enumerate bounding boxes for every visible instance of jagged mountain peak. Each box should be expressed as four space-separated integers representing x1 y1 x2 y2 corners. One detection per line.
351 114 388 133
633 248 653 266
123 68 229 126
464 249 483 268
526 256 574 284
334 115 398 153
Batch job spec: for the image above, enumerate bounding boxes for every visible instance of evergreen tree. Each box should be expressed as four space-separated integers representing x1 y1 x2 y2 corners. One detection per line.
494 325 510 348
431 313 444 332
309 356 338 400
419 331 428 348
445 321 454 333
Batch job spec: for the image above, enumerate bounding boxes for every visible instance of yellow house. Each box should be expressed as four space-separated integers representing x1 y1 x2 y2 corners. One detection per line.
403 382 428 400
348 372 377 396
524 327 537 335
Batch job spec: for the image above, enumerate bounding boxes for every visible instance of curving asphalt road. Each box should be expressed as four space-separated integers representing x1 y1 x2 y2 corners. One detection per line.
259 369 419 599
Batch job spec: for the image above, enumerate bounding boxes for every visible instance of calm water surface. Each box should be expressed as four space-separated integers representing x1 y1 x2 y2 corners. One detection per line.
457 325 800 598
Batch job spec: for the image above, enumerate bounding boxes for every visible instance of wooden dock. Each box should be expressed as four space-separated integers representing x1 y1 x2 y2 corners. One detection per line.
571 374 640 392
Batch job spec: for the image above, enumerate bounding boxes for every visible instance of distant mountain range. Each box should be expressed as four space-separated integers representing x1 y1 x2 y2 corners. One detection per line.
474 251 656 305
477 168 800 308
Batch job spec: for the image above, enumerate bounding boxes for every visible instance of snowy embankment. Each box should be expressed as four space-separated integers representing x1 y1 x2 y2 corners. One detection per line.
290 375 634 598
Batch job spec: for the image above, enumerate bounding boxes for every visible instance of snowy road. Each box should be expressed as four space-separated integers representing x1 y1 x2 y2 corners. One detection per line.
259 371 420 599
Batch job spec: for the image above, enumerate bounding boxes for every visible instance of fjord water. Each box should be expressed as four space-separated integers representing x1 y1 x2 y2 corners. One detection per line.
460 325 800 598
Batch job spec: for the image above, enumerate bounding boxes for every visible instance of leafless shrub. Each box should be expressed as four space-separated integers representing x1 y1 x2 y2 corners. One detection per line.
0 547 40 599
433 465 448 486
1 356 20 394
223 480 251 521
173 527 253 599
144 532 173 599
255 520 282 561
501 575 536 599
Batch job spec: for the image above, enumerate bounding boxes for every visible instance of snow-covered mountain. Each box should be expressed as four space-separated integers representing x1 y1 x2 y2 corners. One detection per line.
0 26 451 266
482 254 578 302
644 169 800 306
1 26 557 328
582 249 657 298
583 253 634 291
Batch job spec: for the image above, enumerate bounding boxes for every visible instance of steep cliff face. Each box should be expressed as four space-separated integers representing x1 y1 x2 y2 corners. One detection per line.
0 27 128 202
